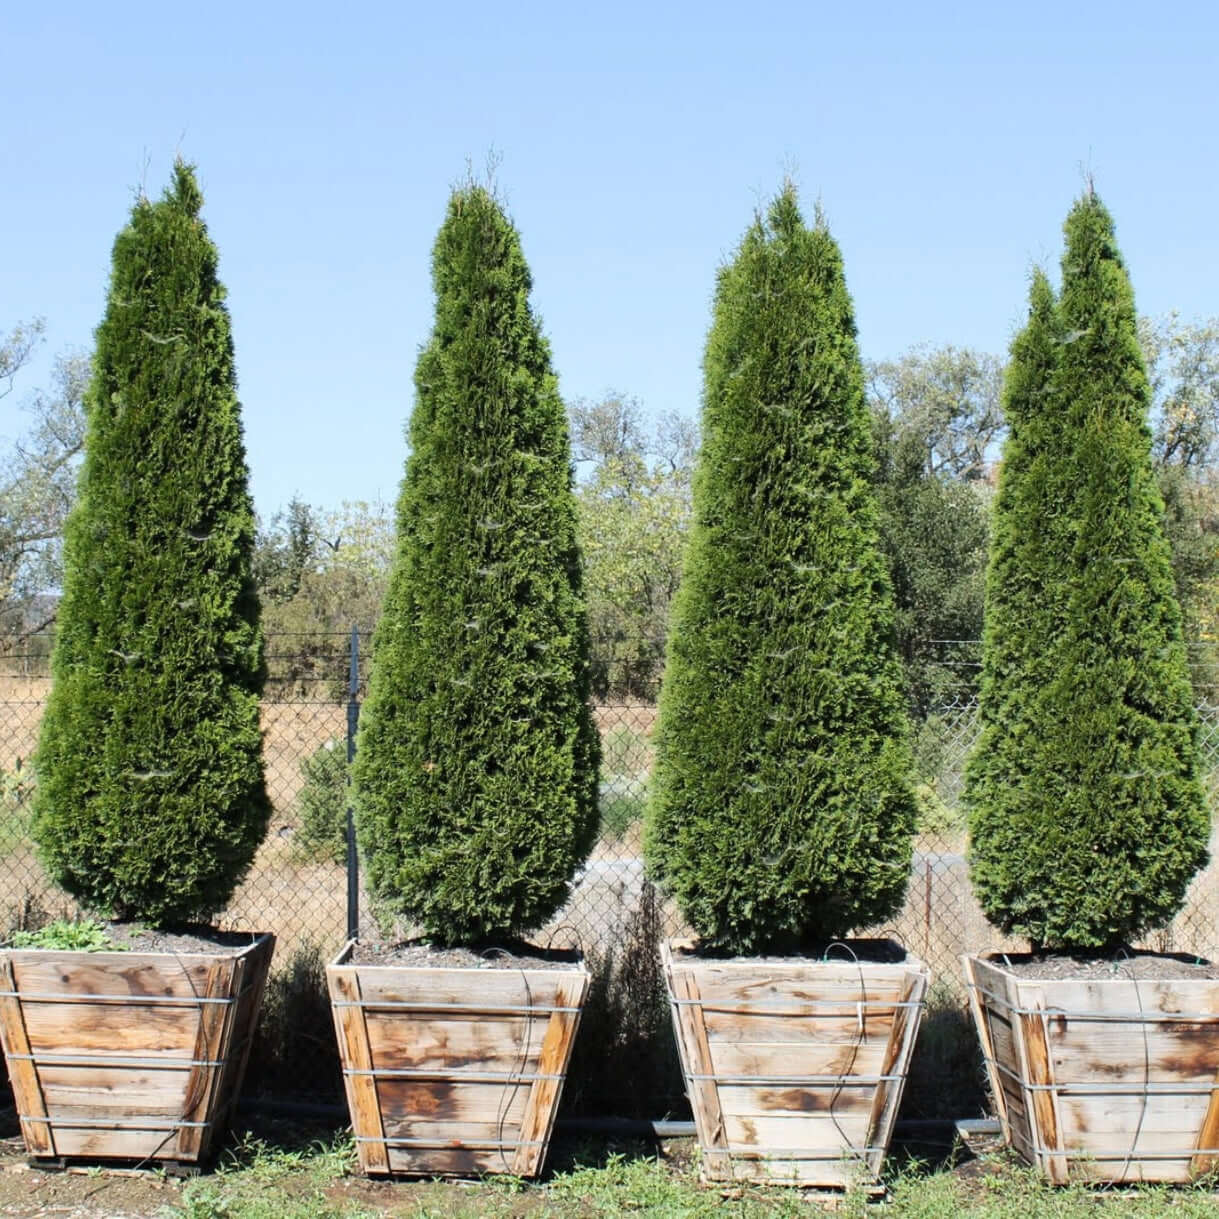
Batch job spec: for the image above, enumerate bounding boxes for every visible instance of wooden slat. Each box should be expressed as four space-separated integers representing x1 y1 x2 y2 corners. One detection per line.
176 958 235 1160
346 968 575 1011
11 954 216 998
708 1038 887 1080
722 1111 870 1149
865 968 926 1176
513 972 587 1176
367 1014 548 1073
329 967 388 1174
964 954 1011 1145
375 1079 530 1126
0 957 53 1156
1021 1004 1067 1184
717 1084 874 1118
46 1126 185 1161
21 1001 199 1057
1194 1076 1219 1175
668 962 730 1180
386 1146 513 1175
40 1065 186 1120
214 934 274 1146
701 1008 894 1043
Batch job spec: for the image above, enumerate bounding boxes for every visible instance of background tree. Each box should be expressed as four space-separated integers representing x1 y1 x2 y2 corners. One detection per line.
967 196 1208 951
570 392 694 696
352 183 599 946
0 321 88 644
646 187 918 954
32 163 269 926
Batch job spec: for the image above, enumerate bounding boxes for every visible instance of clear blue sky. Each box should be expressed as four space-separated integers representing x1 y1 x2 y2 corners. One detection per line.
4 1 1217 519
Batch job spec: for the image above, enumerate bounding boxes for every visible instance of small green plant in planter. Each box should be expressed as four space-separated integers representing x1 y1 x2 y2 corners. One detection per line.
333 180 598 1178
0 163 276 1168
644 185 927 1187
962 191 1211 1185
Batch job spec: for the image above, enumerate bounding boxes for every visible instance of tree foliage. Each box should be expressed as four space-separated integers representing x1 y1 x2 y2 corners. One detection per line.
32 163 269 926
966 195 1208 951
570 392 694 696
0 322 88 643
646 187 918 954
352 184 599 946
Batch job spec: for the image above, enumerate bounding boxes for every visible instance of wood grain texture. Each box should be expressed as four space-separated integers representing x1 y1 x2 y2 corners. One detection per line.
664 941 927 1187
965 952 1219 1184
0 937 273 1166
327 943 587 1179
0 957 53 1156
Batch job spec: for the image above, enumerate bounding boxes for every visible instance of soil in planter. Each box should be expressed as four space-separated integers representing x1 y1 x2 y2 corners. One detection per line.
349 938 583 970
992 950 1219 981
670 936 911 965
94 922 266 955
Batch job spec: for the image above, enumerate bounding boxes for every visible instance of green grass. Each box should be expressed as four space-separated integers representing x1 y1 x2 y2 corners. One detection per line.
160 1133 1219 1218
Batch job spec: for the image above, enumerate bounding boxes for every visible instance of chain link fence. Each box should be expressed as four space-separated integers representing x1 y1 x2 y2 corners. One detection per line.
3 635 1218 987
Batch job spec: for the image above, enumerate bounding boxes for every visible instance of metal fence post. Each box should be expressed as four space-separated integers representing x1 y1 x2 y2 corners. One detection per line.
345 625 360 943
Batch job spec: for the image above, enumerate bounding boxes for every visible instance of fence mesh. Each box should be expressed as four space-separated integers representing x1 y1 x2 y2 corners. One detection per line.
3 635 1218 988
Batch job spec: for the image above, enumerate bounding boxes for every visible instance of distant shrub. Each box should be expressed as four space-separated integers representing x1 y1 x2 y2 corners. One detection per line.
296 740 349 864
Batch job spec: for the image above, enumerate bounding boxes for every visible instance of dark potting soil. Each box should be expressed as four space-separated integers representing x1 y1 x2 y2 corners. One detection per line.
101 922 266 955
349 939 583 970
671 937 912 966
990 950 1219 981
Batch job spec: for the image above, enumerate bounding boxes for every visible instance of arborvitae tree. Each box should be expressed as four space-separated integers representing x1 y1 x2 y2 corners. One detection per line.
645 187 918 955
967 194 1208 951
352 184 598 946
32 163 269 926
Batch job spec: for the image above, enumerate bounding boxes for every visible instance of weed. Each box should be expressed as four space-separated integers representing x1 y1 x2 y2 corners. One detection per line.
7 917 115 951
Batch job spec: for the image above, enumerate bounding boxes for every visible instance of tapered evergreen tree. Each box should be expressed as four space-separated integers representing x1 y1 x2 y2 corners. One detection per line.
967 194 1208 950
33 163 269 926
645 187 918 955
352 184 598 946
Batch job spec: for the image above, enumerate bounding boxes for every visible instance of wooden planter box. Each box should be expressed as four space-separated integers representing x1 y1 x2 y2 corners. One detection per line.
662 939 928 1187
327 940 588 1177
964 952 1219 1183
0 933 274 1167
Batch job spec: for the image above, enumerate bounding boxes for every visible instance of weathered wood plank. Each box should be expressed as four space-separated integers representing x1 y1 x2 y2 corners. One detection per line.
385 1146 514 1175
0 957 53 1156
701 1009 895 1044
175 958 233 1160
716 1083 875 1117
667 960 730 1180
21 1003 198 1056
1020 1006 1067 1184
708 1038 888 1081
374 1079 530 1125
367 1014 548 1073
513 973 587 1176
345 969 578 1012
329 968 389 1174
866 969 926 1177
40 1064 187 1120
46 1126 186 1161
722 1112 871 1149
11 955 216 998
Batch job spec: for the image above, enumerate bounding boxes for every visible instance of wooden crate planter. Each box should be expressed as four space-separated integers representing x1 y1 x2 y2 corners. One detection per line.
0 934 274 1167
662 939 928 1186
327 940 588 1177
964 952 1219 1183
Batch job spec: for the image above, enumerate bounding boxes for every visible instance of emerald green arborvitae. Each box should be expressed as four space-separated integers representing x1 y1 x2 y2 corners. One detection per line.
967 194 1209 951
352 185 599 946
644 187 918 954
32 163 269 926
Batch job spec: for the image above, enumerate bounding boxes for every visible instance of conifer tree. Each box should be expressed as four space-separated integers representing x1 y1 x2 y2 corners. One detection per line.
33 163 269 926
352 184 598 946
967 194 1208 950
645 187 918 954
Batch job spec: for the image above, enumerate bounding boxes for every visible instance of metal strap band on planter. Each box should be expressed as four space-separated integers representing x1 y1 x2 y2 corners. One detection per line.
0 990 238 1006
706 1145 888 1160
1028 1143 1219 1161
343 1067 564 1082
990 1059 1219 1096
670 997 922 1011
329 999 582 1015
355 1136 547 1149
20 1116 211 1130
685 1072 907 1086
6 1052 228 1069
967 981 1219 1023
